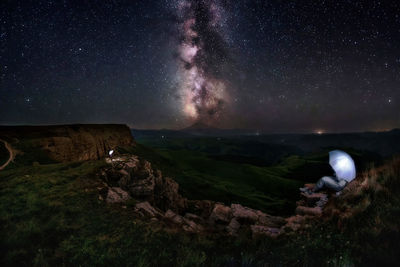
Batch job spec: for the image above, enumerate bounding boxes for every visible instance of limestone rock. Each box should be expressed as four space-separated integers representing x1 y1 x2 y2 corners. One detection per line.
226 218 241 235
210 203 232 224
1 124 136 162
188 200 214 219
165 210 203 232
128 175 155 201
296 206 322 216
231 204 259 223
106 187 130 203
182 219 204 233
102 155 187 211
165 209 185 224
135 201 163 218
154 176 187 213
257 212 286 228
184 213 204 224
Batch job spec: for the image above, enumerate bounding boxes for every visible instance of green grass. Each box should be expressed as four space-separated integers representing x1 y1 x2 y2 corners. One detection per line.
0 160 227 266
0 158 352 266
326 158 400 266
127 136 383 216
0 142 399 266
0 156 347 266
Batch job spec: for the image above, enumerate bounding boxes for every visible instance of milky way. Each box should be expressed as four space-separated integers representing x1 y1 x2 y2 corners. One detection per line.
175 0 231 124
1 1 399 131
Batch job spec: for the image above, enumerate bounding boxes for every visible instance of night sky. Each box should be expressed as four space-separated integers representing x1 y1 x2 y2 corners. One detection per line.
1 0 399 133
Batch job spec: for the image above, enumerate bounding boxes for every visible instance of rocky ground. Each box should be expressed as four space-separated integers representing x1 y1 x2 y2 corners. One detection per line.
96 154 333 238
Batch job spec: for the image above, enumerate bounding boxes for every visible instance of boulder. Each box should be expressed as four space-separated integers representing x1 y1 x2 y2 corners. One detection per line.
131 159 154 180
184 213 204 224
210 203 232 224
106 187 130 203
135 202 163 218
231 204 259 223
165 210 203 232
257 212 286 228
165 209 185 224
226 218 241 235
187 200 214 218
123 156 140 172
154 177 187 213
128 175 155 201
296 206 322 216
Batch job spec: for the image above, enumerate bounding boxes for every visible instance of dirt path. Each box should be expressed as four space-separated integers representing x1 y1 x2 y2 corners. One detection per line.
0 139 14 170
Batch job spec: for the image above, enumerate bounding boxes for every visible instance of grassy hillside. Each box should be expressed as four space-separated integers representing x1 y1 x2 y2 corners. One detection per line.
125 143 305 215
1 151 398 266
126 136 381 215
0 160 222 266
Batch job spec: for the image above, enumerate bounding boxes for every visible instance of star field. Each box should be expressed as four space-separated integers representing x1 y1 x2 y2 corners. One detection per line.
1 0 399 132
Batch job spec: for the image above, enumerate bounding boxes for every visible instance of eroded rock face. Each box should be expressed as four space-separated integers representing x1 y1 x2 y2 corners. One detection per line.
165 210 204 233
0 124 135 162
154 176 187 213
226 218 241 236
210 203 232 224
101 155 186 212
99 154 333 237
257 212 286 228
231 204 259 223
135 201 163 218
188 200 214 218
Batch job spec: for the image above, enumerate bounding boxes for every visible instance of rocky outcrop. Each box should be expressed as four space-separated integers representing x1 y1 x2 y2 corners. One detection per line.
154 175 187 213
210 203 232 224
135 201 164 218
231 204 259 223
0 124 134 162
281 184 330 234
98 155 331 238
100 155 186 213
226 218 240 235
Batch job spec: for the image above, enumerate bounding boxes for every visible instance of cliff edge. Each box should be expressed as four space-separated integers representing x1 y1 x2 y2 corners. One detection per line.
0 124 134 162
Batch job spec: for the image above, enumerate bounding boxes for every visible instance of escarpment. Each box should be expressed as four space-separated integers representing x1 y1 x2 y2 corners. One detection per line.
0 124 134 162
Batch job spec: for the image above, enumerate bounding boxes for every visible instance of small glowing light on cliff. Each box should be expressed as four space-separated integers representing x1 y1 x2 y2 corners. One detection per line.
109 150 114 157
